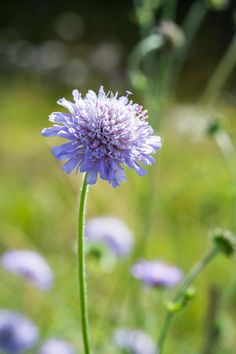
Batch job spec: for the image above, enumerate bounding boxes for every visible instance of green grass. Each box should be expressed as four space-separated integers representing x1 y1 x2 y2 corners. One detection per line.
0 80 236 353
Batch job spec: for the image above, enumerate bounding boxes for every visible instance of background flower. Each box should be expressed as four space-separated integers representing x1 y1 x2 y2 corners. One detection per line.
42 86 161 187
1 250 53 291
85 216 134 257
113 328 158 354
38 339 75 354
131 260 183 287
0 309 38 353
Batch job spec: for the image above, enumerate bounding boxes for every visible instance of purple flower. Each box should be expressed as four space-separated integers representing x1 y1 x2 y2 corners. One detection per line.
0 309 38 353
42 86 161 187
131 260 182 287
85 216 133 257
113 329 158 354
1 250 53 291
38 339 75 354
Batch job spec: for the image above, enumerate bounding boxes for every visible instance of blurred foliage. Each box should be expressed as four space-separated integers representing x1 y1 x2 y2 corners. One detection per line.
1 80 236 353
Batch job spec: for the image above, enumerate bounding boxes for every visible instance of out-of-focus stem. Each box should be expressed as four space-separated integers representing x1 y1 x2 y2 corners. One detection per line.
202 286 221 354
161 0 178 20
172 1 207 91
202 34 236 104
158 247 219 354
133 0 161 38
212 127 236 232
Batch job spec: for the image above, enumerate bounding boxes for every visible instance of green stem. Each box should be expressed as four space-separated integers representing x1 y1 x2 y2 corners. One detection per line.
172 1 207 93
161 0 177 20
77 173 91 354
212 129 236 232
158 247 219 354
202 34 236 105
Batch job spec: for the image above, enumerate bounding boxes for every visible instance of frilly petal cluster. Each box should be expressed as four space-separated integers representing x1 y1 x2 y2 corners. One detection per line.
85 216 133 257
131 260 182 287
113 328 158 354
0 309 38 353
38 339 75 354
42 86 161 187
1 250 53 291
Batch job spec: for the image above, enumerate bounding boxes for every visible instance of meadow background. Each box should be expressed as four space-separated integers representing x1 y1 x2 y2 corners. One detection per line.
0 0 236 353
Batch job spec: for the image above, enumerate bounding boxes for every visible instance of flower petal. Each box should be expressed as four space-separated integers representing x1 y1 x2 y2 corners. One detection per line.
86 170 98 185
49 112 72 124
61 158 79 174
57 98 75 114
51 143 79 160
85 90 97 102
41 127 61 137
72 89 81 102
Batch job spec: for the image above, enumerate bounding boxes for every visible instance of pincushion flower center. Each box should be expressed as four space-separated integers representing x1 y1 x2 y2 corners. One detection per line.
89 119 127 159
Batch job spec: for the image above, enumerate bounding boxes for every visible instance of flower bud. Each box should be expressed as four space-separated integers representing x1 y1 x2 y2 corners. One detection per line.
157 21 185 49
210 228 236 256
184 287 196 300
165 301 182 313
206 119 221 135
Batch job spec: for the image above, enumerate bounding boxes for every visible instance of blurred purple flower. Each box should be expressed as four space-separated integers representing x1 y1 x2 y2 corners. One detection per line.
1 250 53 290
85 216 134 257
42 86 161 187
131 260 182 287
38 339 75 354
0 309 38 353
114 329 157 354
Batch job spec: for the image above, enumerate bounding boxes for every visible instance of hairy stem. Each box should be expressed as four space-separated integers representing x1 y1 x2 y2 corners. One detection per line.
77 173 91 354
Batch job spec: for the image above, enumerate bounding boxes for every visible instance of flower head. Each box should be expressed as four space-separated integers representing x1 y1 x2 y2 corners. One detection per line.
85 216 133 257
38 339 75 354
42 86 161 187
1 250 53 290
0 309 38 353
131 260 182 287
113 329 157 354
